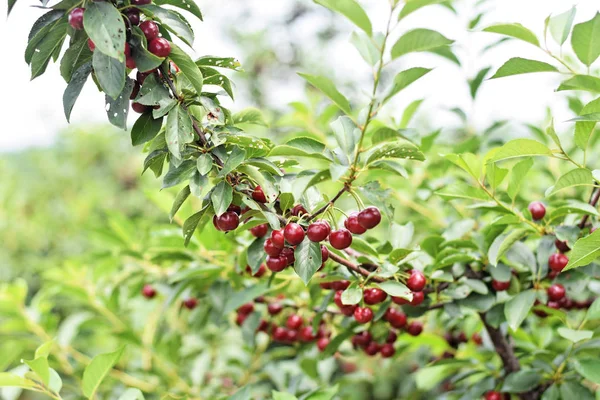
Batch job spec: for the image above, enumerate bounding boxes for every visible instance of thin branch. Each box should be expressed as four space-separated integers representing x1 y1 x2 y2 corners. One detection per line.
479 313 520 375
306 185 348 221
579 188 600 229
327 252 385 283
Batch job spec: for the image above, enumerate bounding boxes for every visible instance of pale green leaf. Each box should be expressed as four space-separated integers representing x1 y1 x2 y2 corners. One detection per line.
490 57 558 79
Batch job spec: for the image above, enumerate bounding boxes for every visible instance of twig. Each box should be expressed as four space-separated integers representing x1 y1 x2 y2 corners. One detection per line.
579 188 600 229
306 185 348 221
328 252 385 282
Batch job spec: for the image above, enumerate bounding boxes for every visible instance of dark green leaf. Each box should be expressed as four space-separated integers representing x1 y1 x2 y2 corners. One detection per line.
154 0 203 21
504 289 536 331
83 2 126 60
130 26 163 72
247 236 267 273
469 67 491 98
294 238 322 285
183 205 209 246
60 33 92 82
211 181 233 216
200 66 233 98
106 78 134 129
131 113 163 145
92 49 126 99
63 62 92 122
139 5 194 46
169 185 190 222
501 370 541 393
169 43 203 94
166 105 194 160
30 21 68 79
162 160 196 188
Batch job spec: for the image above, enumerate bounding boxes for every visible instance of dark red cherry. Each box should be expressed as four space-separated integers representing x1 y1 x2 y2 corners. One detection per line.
329 229 352 249
68 8 85 30
357 206 381 229
363 288 387 305
406 270 426 292
528 201 546 220
344 212 367 234
307 220 331 242
284 223 305 245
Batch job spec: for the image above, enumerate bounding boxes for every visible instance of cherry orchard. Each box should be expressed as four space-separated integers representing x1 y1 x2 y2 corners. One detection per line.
6 0 600 399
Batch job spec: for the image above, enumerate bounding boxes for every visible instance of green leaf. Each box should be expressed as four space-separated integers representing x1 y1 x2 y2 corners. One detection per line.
559 381 595 400
587 297 600 320
321 326 357 357
504 289 536 331
30 21 68 79
469 67 491 98
233 108 268 127
331 116 359 156
298 73 352 115
485 162 508 190
200 66 234 98
571 12 600 66
238 165 279 204
211 181 233 216
92 50 126 99
384 67 432 103
366 141 425 165
25 11 64 64
490 57 558 79
501 370 541 393
547 168 594 196
391 28 453 59
564 229 600 270
247 236 267 273
400 99 424 128
223 283 271 314
170 185 190 222
350 31 379 65
35 340 55 359
131 113 163 146
488 228 530 266
482 23 539 46
162 160 196 189
106 78 134 129
272 392 298 400
169 43 203 95
376 281 412 301
398 0 446 21
139 5 194 46
341 287 362 305
218 148 246 178
507 157 534 199
134 74 170 106
183 206 209 246
195 56 241 70
166 105 194 160
154 0 203 21
82 346 125 398
436 182 488 201
574 97 600 151
25 357 50 386
0 373 35 388
557 327 593 343
314 0 372 36
196 154 213 175
573 359 600 383
63 62 92 122
294 238 323 285
557 75 600 92
83 2 126 61
118 388 145 400
491 139 552 162
130 27 163 72
269 137 332 161
60 34 93 82
549 6 576 46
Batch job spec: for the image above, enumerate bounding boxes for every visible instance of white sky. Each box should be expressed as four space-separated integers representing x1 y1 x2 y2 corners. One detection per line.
1 0 599 151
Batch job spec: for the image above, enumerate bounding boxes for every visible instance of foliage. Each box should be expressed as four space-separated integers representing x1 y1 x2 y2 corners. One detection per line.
5 0 600 399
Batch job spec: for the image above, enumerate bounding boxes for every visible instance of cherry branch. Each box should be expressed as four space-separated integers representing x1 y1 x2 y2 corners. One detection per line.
578 187 600 229
327 252 385 283
306 185 348 222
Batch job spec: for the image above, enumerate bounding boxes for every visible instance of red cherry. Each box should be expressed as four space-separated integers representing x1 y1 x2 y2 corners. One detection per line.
307 220 331 242
264 239 282 257
87 39 95 52
555 239 570 253
316 337 329 351
549 253 568 272
246 264 266 278
547 283 566 301
410 291 425 306
299 326 316 342
266 255 287 272
352 331 372 348
492 279 511 291
364 342 380 356
182 297 198 310
272 326 287 342
227 204 242 214
284 223 305 245
235 313 247 326
216 211 240 232
547 300 561 309
472 333 483 345
123 42 131 57
125 55 136 69
136 70 153 84
286 329 298 342
407 321 423 336
267 303 283 315
485 392 509 400
386 331 398 343
406 270 426 292
340 304 357 316
140 20 159 41
68 8 85 30
363 288 387 305
384 308 407 329
237 303 254 315
333 290 344 308
357 206 381 229
149 38 171 57
380 343 395 358
321 245 329 262
141 284 156 299
353 307 374 324
281 247 295 265
286 314 303 330
291 204 307 216
125 9 140 25
250 223 268 238
252 186 267 203
131 0 151 4
329 229 352 249
528 201 546 220
331 280 350 291
391 296 409 305
344 212 367 234
257 319 269 332
132 102 149 113
271 229 285 248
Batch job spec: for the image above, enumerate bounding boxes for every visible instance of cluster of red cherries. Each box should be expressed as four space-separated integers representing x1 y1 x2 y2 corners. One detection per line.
67 0 172 114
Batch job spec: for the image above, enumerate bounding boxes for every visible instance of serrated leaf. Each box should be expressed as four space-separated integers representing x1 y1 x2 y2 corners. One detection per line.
501 370 541 393
196 154 213 175
391 28 453 59
504 289 536 331
166 105 194 160
482 23 539 46
183 206 209 246
571 12 600 66
557 75 600 92
162 160 196 188
83 2 126 60
82 346 125 398
490 57 558 79
314 0 372 36
170 185 190 221
547 168 594 196
30 21 68 79
491 139 552 162
106 78 134 129
233 108 268 126
294 239 322 285
488 228 529 266
564 228 600 270
298 73 352 115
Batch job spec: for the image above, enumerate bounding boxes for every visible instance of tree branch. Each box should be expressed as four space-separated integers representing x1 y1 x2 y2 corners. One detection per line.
579 187 600 229
327 252 385 282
